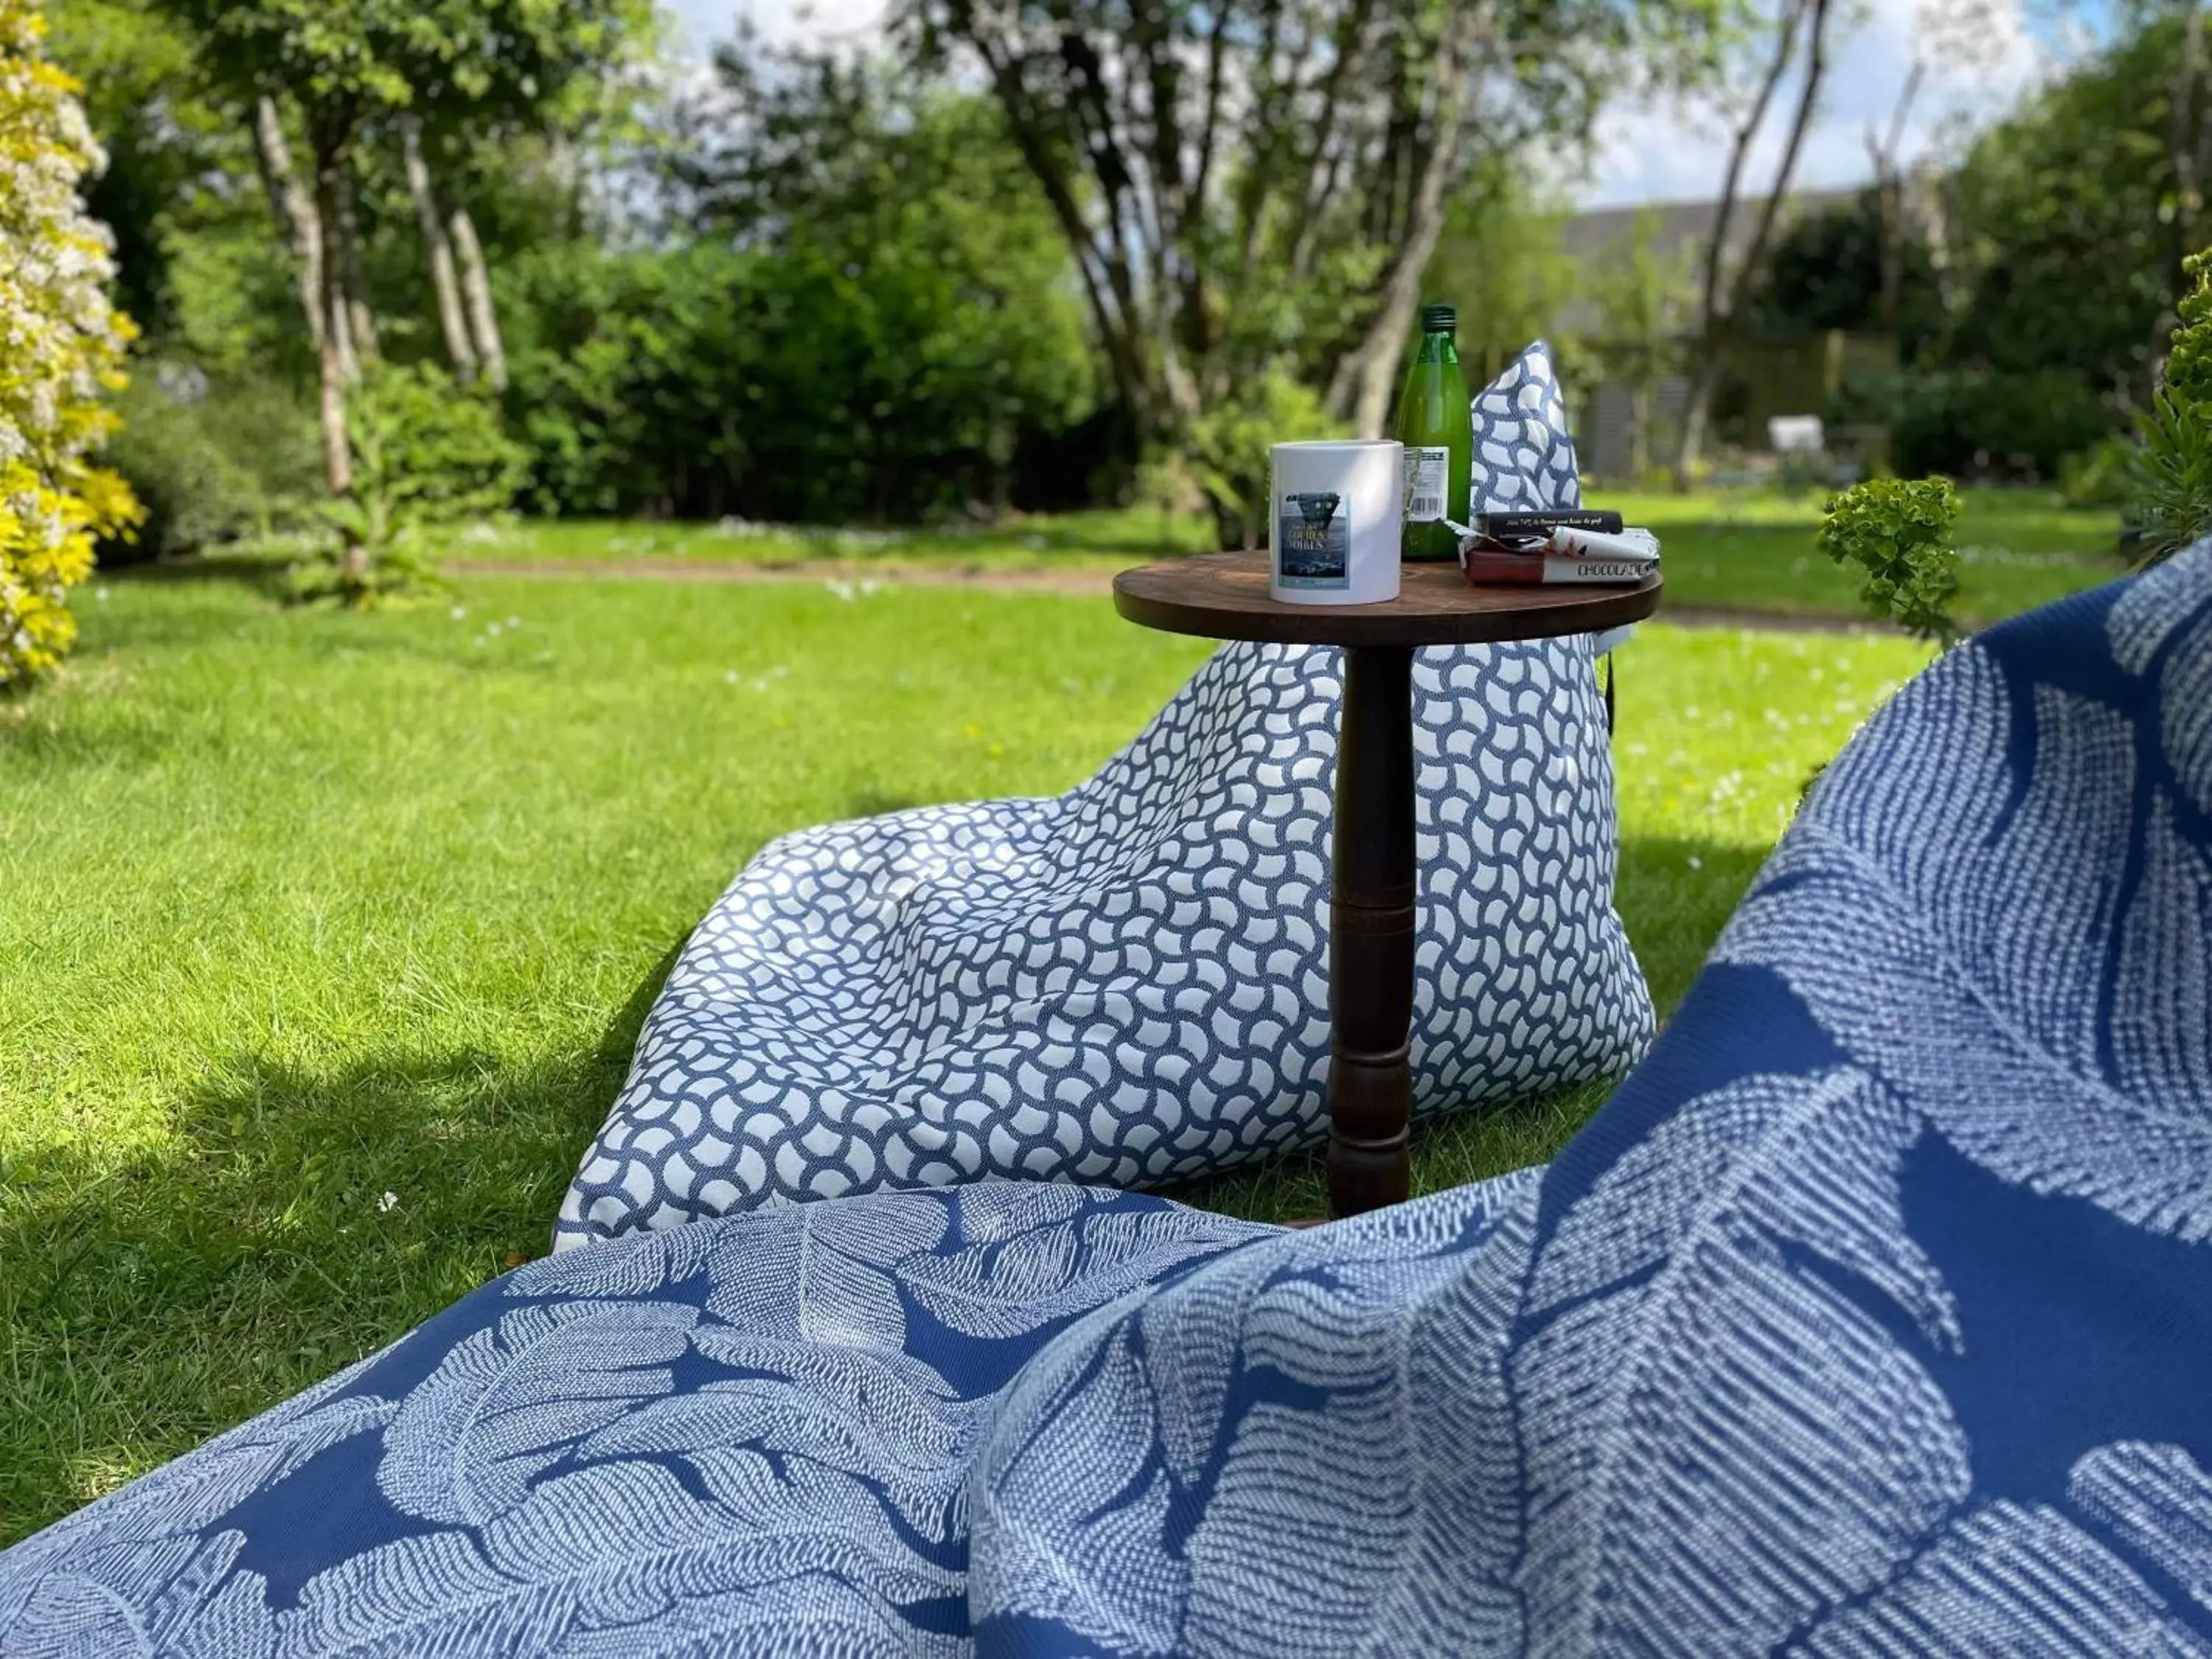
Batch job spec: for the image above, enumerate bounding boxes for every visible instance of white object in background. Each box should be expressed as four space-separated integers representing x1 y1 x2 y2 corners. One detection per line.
1768 414 1825 453
1269 440 1403 605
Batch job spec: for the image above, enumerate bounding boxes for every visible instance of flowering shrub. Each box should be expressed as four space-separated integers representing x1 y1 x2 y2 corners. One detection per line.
0 0 139 688
1818 476 1963 649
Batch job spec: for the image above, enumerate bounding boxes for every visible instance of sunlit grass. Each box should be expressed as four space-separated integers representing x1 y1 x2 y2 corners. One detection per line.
4 566 1935 1538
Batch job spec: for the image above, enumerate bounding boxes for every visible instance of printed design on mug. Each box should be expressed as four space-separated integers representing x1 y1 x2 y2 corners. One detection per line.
1277 490 1350 588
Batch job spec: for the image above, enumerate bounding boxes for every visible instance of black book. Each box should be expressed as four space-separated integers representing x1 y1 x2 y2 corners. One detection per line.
1475 509 1624 538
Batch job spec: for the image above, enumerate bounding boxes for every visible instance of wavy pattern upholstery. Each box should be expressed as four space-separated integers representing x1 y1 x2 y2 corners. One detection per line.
555 342 1648 1246
8 542 2208 1656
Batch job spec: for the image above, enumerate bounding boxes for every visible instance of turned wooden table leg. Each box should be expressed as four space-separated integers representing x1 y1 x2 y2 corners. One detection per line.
1326 644 1416 1218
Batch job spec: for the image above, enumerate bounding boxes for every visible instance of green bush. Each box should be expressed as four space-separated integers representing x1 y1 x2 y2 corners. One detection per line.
1889 369 2115 481
1818 476 1963 648
292 362 527 605
100 369 323 561
2059 435 2140 509
500 229 1093 524
2127 248 2212 565
2128 396 2212 564
1180 368 1338 549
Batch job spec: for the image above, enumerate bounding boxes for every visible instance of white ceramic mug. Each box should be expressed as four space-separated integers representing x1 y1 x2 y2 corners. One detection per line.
1269 440 1403 605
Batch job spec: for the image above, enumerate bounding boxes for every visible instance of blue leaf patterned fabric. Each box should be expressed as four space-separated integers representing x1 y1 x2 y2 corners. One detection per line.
10 539 2211 1656
554 341 1648 1247
966 540 2212 1655
0 1187 1271 1655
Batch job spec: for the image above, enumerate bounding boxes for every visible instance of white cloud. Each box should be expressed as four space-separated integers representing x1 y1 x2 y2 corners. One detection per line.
661 0 884 58
1573 0 2055 207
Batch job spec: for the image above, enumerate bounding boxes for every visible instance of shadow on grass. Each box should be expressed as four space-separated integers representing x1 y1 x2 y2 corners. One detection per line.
0 933 684 1545
0 826 1770 1540
102 552 294 593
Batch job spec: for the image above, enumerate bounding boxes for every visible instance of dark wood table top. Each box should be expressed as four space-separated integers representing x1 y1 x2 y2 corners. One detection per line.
1112 551 1663 647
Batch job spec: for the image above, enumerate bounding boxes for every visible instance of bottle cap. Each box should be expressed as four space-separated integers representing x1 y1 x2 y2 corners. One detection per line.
1419 302 1457 335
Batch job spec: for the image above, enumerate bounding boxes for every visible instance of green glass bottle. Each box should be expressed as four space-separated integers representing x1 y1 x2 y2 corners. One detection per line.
1394 302 1472 562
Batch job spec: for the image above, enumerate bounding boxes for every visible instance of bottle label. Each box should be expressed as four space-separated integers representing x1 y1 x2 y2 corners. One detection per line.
1276 490 1349 588
1404 446 1450 522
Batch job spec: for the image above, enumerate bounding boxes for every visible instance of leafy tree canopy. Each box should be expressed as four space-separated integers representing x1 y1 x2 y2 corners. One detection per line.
1946 9 2210 400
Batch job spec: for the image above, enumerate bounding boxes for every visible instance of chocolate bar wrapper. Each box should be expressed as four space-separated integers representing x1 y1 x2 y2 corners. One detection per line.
1461 552 1656 585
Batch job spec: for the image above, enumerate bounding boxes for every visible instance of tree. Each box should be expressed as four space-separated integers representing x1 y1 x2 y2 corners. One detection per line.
1740 191 1942 358
45 0 232 338
400 115 476 381
0 0 141 686
1675 0 1837 486
2146 1 2212 332
1848 0 2006 345
1586 209 1697 479
898 0 1724 529
153 0 646 584
392 0 653 392
248 94 339 366
590 63 1096 521
1420 159 1579 385
1946 9 2212 406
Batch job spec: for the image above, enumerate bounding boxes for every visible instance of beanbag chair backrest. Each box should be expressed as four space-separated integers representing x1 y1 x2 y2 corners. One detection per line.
555 343 1651 1248
968 540 2212 1652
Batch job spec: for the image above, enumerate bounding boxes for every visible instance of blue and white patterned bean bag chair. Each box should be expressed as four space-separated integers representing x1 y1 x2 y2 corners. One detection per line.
10 540 2210 1656
555 343 1650 1247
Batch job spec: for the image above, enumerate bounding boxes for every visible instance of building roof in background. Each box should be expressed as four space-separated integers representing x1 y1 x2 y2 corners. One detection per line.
1559 188 1863 270
1551 187 1864 337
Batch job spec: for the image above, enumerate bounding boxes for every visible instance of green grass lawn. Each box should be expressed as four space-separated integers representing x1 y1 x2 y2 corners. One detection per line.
0 564 1941 1540
448 488 2126 626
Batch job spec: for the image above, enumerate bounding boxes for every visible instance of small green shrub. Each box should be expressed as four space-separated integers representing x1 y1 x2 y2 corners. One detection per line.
2059 435 2140 510
2128 396 2212 566
2165 248 2212 412
2128 249 2212 566
1888 369 2114 481
1818 476 1964 648
292 363 528 606
1182 368 1338 549
102 369 322 560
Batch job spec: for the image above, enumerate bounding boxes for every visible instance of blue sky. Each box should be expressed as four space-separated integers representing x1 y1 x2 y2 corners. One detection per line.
660 0 2099 211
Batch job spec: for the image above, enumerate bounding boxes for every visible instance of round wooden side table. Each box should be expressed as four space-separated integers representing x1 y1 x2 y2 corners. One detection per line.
1113 551 1663 1220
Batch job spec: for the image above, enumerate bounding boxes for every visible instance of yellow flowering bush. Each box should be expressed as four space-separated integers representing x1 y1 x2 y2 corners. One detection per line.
0 0 139 688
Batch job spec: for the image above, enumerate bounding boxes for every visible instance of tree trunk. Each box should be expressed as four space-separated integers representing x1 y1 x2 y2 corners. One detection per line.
1868 60 1922 339
1675 377 1717 487
2172 1 2206 283
448 205 508 391
251 96 341 363
1674 0 1834 488
400 117 479 382
334 170 379 364
1323 10 1483 436
313 150 364 584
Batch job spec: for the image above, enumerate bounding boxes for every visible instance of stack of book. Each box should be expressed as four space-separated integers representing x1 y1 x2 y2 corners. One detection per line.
1458 509 1659 585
